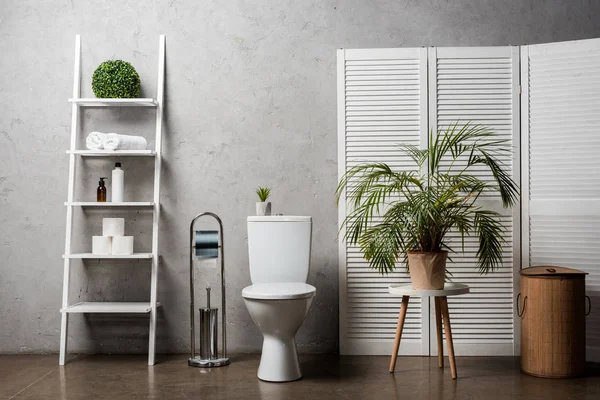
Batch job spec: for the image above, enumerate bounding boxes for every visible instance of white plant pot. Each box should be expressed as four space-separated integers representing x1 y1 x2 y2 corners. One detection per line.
256 202 272 216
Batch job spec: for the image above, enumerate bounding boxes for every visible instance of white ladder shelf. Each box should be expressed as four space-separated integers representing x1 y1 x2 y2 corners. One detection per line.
59 35 165 366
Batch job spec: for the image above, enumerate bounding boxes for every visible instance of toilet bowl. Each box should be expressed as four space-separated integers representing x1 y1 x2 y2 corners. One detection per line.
243 216 316 382
243 283 315 382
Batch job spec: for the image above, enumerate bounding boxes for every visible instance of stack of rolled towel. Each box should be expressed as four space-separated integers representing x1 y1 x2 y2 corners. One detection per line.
86 131 148 151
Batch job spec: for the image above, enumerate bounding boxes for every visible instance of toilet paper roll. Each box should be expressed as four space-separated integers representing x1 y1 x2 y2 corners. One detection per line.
194 230 219 259
103 218 125 237
112 236 134 255
92 236 112 255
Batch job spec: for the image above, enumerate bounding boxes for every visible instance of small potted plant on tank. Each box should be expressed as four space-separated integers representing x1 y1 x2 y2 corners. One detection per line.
256 187 272 216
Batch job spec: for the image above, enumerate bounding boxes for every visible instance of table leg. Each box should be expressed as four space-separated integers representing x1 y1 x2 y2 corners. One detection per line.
439 296 457 379
389 295 410 373
434 297 443 368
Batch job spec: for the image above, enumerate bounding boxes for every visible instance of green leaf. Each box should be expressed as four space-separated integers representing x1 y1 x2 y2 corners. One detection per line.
336 121 519 277
256 187 271 202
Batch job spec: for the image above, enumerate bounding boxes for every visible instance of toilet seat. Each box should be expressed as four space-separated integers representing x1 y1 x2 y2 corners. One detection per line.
242 282 316 300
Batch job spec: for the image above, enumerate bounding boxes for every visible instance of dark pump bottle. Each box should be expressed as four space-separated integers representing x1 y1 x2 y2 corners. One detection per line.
97 177 108 202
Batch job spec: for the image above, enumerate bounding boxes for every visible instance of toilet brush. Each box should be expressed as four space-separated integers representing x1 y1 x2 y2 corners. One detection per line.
198 287 219 360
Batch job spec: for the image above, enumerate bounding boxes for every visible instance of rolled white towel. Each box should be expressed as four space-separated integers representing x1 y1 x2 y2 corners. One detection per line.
86 131 106 150
103 133 148 151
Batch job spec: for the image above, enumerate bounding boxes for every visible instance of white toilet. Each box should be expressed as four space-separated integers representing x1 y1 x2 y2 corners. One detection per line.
242 215 316 382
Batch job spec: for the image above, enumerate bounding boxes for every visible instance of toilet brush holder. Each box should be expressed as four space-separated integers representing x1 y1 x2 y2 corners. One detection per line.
188 212 230 368
198 288 219 360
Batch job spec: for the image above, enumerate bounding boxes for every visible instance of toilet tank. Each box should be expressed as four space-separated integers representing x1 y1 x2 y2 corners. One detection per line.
247 216 312 284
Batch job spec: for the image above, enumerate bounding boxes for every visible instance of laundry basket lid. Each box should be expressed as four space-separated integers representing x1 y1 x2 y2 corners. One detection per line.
520 266 588 276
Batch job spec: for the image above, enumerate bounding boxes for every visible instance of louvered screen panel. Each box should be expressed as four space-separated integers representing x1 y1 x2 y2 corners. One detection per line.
338 48 429 355
429 47 519 355
524 38 600 362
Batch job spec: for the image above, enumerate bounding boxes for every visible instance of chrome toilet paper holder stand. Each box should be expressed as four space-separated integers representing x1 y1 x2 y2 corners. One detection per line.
188 212 230 368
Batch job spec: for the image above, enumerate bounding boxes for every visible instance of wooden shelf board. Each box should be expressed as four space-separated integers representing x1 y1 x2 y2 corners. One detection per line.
64 253 154 259
69 98 157 107
65 202 154 207
60 301 161 313
67 150 156 157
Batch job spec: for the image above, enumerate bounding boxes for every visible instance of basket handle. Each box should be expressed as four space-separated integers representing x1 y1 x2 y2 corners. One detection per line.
585 295 592 316
516 293 527 318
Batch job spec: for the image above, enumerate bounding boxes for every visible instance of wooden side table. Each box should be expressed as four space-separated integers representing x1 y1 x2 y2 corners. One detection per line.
388 283 470 379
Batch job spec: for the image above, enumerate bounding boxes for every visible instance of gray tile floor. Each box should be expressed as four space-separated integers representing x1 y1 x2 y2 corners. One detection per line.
1 354 599 399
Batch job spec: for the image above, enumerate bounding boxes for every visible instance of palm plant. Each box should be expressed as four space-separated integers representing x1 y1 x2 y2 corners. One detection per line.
256 187 271 202
336 122 519 276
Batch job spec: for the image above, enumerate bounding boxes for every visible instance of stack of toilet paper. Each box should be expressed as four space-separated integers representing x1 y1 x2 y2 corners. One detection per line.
92 218 134 255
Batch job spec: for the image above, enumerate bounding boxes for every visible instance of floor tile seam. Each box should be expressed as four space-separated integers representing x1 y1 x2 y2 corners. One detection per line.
8 370 54 399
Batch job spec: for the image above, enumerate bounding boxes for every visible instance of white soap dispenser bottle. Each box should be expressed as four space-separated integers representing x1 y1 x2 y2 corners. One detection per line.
111 162 124 202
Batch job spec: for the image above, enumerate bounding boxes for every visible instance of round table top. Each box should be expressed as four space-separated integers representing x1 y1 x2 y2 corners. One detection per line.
388 282 470 297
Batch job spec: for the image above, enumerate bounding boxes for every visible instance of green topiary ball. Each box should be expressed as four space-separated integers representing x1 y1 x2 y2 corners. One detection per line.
92 60 141 98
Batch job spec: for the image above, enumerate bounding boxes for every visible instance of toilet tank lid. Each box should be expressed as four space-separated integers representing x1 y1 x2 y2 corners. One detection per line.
247 216 311 222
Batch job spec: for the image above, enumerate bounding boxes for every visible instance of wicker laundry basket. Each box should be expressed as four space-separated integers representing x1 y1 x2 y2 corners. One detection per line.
518 266 590 378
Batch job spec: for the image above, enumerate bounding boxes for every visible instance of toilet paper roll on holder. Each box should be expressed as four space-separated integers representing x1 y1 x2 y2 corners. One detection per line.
188 212 230 368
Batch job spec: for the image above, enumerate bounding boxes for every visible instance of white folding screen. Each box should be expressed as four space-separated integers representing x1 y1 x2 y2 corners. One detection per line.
339 40 600 357
337 48 429 355
337 46 519 356
521 38 600 362
428 47 520 356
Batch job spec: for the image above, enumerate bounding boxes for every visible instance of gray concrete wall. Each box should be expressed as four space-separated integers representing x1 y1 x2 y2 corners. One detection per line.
1 0 599 355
